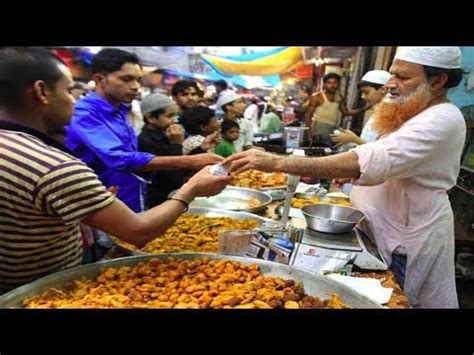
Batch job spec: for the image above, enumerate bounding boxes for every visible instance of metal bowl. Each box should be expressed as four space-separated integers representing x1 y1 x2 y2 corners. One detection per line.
170 186 272 213
294 192 319 200
0 254 382 308
111 207 271 255
301 204 365 234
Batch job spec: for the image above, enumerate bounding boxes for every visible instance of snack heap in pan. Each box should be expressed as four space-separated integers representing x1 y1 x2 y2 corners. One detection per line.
23 258 350 309
113 215 260 254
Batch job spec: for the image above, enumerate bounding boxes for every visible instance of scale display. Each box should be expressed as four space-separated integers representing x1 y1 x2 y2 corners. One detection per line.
300 227 388 270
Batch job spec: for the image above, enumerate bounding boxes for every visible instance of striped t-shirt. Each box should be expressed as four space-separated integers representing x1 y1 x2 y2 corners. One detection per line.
0 130 115 292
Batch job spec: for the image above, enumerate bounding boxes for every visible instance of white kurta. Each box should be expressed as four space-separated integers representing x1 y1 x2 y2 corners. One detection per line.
350 103 466 308
233 118 254 153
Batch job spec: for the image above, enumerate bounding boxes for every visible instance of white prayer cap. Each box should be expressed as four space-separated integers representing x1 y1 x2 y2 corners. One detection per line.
216 91 242 110
360 70 391 85
394 47 462 69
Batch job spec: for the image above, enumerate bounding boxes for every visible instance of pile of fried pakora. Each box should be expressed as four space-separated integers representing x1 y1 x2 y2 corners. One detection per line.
231 170 288 190
23 258 350 309
112 215 259 254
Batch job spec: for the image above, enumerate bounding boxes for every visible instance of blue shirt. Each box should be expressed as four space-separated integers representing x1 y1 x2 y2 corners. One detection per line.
65 92 155 212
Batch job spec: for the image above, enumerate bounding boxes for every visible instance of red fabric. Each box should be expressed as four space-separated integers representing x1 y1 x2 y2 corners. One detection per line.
51 49 74 68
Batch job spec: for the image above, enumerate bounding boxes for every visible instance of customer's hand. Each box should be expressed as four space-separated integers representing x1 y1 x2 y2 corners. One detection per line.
330 128 358 146
184 166 232 197
167 124 185 145
189 153 223 170
222 149 281 175
201 131 221 151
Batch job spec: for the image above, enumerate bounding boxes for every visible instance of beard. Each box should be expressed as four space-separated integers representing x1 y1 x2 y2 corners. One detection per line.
372 82 432 136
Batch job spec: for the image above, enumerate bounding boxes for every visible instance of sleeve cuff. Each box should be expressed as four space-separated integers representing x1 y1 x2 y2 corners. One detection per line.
351 143 391 186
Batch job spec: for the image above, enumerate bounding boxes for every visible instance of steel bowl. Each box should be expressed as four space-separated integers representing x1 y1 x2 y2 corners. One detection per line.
0 254 382 308
170 186 272 213
301 204 365 234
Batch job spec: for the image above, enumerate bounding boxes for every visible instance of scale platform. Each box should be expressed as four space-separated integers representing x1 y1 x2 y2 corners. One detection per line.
301 227 388 270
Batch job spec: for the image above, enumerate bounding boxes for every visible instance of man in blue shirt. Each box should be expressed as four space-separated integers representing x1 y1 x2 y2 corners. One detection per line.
66 49 222 212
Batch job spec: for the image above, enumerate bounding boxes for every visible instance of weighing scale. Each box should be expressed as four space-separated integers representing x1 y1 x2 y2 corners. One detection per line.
300 227 388 271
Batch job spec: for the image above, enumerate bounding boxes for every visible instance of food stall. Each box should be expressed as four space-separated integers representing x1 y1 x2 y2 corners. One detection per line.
0 165 410 309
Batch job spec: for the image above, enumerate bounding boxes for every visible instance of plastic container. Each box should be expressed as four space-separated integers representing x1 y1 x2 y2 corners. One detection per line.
284 127 305 148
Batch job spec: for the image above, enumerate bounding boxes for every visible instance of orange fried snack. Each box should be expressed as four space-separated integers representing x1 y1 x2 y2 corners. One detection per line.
231 170 288 190
291 197 351 209
112 215 259 254
23 258 350 309
292 197 320 209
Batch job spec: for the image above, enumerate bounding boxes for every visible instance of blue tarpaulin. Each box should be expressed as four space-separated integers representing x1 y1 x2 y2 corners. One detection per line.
165 68 279 89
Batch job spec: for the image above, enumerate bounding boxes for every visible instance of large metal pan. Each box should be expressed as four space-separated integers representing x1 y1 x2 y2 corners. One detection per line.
169 186 272 213
0 254 382 308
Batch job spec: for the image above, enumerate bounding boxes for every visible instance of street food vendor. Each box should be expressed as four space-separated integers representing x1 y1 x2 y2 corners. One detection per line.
223 47 466 308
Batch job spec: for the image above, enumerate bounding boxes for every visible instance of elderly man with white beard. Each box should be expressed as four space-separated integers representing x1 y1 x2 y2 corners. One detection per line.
222 47 466 308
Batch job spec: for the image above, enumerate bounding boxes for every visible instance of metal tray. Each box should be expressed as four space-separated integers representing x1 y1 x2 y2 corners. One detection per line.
0 254 382 308
171 186 272 213
111 207 271 255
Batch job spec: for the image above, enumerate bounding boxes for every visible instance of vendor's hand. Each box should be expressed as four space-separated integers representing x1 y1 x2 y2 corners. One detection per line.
189 153 223 170
332 177 354 188
330 128 358 146
201 131 221 151
184 165 232 198
166 124 185 145
222 149 281 175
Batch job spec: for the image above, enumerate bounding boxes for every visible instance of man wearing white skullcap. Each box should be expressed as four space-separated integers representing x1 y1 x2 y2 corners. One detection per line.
218 91 263 152
331 70 391 146
223 47 466 308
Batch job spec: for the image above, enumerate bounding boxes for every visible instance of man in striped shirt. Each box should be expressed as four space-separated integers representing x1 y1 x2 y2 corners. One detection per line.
0 47 231 293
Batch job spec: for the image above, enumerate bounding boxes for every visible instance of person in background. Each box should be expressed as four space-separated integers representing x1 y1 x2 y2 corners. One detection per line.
331 70 391 146
217 91 261 152
197 89 207 107
138 93 188 208
214 79 232 117
244 97 260 132
205 92 217 109
259 104 285 134
257 96 268 121
70 81 89 100
181 106 221 155
295 85 312 123
306 73 368 146
214 119 239 158
171 80 200 116
66 48 222 213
